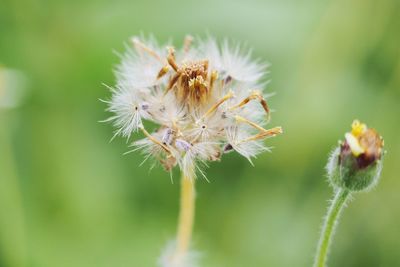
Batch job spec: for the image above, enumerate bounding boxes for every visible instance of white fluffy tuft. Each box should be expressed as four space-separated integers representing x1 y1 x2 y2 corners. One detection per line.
105 35 281 173
158 241 200 267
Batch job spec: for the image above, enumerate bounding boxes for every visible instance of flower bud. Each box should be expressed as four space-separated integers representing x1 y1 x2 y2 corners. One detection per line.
327 120 384 192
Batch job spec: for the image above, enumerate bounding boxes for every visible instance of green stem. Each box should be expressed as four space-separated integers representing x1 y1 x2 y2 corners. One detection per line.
313 188 350 267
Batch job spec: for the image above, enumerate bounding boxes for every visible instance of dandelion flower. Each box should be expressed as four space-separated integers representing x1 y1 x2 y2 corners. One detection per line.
105 35 283 267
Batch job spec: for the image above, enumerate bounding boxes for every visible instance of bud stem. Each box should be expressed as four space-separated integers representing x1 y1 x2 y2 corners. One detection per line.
171 172 196 264
314 188 350 267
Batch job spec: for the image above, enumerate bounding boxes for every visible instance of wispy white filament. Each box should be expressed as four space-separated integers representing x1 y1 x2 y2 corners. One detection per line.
106 35 282 177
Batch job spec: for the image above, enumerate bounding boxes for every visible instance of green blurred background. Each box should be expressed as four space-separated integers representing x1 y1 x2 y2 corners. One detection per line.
1 0 399 266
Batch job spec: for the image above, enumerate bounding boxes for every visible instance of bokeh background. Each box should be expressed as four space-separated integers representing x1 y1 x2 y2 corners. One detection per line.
1 0 399 266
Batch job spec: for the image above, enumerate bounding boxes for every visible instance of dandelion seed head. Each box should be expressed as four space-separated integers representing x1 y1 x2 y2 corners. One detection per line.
105 35 282 177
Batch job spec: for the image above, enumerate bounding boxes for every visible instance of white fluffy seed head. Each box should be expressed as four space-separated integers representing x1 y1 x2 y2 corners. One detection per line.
105 35 282 177
158 241 200 267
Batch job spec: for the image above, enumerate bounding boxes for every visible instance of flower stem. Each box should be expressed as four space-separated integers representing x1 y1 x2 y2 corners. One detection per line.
172 172 196 262
314 188 350 267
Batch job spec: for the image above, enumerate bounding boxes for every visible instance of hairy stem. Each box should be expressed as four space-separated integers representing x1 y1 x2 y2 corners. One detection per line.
314 188 350 267
172 172 196 263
